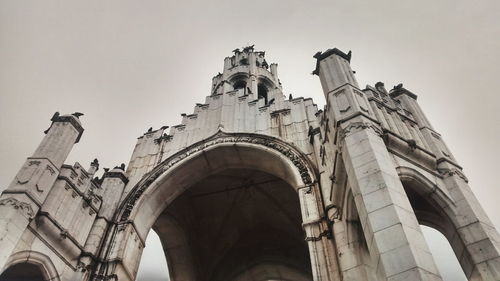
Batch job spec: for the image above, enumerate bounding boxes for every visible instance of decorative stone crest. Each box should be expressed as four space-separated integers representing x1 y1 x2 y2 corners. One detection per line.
119 131 315 222
337 121 383 142
0 197 35 219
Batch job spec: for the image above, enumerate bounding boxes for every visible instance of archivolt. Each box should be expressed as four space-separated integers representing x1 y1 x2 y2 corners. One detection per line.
395 166 454 208
117 131 318 222
3 250 60 281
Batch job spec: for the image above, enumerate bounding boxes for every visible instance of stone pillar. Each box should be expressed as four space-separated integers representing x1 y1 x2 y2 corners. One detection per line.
88 168 129 281
299 184 341 281
315 49 443 280
438 160 500 280
0 113 83 272
270 63 278 81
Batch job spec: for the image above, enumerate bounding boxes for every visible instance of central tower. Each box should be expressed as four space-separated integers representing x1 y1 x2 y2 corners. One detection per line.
212 45 281 105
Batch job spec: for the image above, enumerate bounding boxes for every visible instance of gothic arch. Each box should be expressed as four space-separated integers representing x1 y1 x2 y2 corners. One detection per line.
2 250 61 281
118 131 318 234
396 166 457 234
396 166 473 279
229 73 250 90
108 132 324 280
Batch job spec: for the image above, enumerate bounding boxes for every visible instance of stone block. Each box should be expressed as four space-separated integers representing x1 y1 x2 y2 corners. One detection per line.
379 244 418 277
466 238 500 264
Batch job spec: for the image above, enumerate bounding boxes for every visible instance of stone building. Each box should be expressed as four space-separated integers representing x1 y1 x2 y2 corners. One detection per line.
1 46 499 281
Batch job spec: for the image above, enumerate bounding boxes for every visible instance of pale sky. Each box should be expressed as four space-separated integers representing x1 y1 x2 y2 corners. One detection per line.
1 1 499 280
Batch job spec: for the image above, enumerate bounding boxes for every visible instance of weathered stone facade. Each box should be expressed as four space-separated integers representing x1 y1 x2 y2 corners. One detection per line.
1 47 499 281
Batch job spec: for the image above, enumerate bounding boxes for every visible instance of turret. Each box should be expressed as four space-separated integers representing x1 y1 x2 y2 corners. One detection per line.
213 45 282 104
313 48 358 92
0 112 84 271
7 112 84 204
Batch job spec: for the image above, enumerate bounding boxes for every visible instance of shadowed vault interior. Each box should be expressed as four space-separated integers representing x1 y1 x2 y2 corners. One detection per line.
154 168 312 281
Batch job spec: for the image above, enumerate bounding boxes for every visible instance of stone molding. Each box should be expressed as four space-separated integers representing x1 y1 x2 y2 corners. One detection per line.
5 250 61 281
118 131 315 222
437 167 469 183
337 121 383 142
0 197 35 219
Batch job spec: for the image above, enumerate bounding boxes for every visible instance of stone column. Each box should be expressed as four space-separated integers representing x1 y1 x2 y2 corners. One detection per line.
299 184 341 281
315 49 443 280
88 168 130 281
0 113 83 272
438 157 500 280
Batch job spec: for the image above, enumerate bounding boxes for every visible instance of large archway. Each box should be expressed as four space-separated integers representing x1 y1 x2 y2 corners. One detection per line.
154 168 312 281
108 132 329 281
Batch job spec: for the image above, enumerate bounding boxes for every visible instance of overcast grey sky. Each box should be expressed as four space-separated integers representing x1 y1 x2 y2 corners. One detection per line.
1 1 499 280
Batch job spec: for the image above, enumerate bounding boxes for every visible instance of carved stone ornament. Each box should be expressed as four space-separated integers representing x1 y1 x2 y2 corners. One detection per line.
438 167 469 183
119 131 315 222
337 121 383 142
0 197 35 219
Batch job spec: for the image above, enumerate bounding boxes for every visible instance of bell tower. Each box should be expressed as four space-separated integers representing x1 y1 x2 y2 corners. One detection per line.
212 45 282 104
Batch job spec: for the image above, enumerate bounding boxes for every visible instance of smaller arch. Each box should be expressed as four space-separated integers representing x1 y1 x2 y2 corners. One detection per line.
396 166 471 279
234 80 247 90
1 251 60 281
257 83 269 104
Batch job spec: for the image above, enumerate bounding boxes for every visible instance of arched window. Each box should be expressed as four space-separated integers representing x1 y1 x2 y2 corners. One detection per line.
233 80 247 90
258 83 268 104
